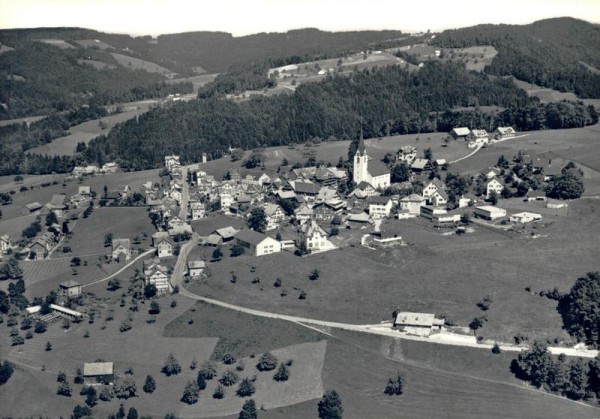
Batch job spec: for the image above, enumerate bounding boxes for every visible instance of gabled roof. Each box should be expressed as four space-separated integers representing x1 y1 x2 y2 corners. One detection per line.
411 159 430 170
426 178 445 191
495 126 516 135
432 189 449 200
293 181 320 195
401 193 426 202
263 202 283 216
215 226 238 239
235 229 272 246
304 219 327 236
60 280 80 288
369 195 392 205
356 181 374 190
25 202 43 211
451 127 470 136
112 239 131 249
368 160 390 177
188 260 206 269
486 178 504 186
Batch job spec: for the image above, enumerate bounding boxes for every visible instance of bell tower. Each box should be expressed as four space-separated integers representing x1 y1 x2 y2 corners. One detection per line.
353 133 369 184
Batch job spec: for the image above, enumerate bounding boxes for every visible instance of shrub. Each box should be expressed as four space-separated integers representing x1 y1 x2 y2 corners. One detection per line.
143 375 156 393
34 320 47 333
199 361 217 380
492 343 502 354
213 384 225 399
115 377 137 399
256 352 278 371
309 269 320 281
384 372 404 396
11 335 24 346
162 353 182 376
239 399 257 419
181 381 200 404
223 353 236 365
0 361 14 385
119 321 132 332
99 386 113 401
57 381 72 396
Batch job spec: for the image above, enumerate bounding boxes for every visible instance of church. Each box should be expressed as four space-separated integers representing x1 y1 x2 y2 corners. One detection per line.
353 136 391 189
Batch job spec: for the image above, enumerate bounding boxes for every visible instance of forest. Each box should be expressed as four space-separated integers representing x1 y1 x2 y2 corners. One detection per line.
83 61 597 171
432 17 600 98
0 41 193 119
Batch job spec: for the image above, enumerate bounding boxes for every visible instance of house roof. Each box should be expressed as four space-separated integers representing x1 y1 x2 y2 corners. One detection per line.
469 129 488 137
293 181 320 195
395 312 436 327
451 127 470 136
496 126 516 135
356 181 374 190
398 145 417 154
263 203 282 216
369 196 392 205
84 362 114 376
235 229 271 246
295 204 314 216
60 280 80 288
188 260 206 269
204 234 223 246
346 212 371 223
112 239 130 249
215 226 238 239
25 202 43 211
368 159 390 177
427 178 445 191
401 193 426 202
276 190 297 200
411 159 430 170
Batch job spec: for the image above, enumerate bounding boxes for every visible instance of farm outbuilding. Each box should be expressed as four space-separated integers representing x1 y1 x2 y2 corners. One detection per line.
474 205 507 220
393 312 445 336
83 362 114 385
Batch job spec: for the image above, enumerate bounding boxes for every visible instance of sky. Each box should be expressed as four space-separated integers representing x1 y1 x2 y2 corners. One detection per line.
0 0 598 36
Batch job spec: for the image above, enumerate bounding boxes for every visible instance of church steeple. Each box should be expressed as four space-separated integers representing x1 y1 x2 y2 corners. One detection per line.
358 128 365 156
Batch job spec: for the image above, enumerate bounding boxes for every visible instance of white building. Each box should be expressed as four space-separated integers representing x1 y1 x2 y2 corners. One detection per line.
353 136 390 189
190 201 206 221
396 146 417 163
235 229 282 257
399 194 427 215
220 193 234 211
165 155 180 171
156 237 174 258
486 178 504 199
393 312 445 336
509 212 542 224
187 260 205 277
368 196 394 219
0 235 11 254
474 205 507 220
144 262 171 294
302 219 335 253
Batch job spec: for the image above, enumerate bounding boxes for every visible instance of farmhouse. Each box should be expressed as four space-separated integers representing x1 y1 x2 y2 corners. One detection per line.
422 179 445 199
156 237 174 258
144 261 170 294
29 240 49 260
368 196 394 218
263 202 286 230
400 194 427 215
190 201 206 220
393 312 445 336
410 158 432 172
302 219 334 253
493 126 516 140
187 260 205 277
510 212 542 224
59 280 82 298
486 178 504 199
167 216 192 236
450 127 470 140
164 155 180 172
101 162 119 173
349 181 379 199
396 146 417 163
474 205 507 220
219 192 234 211
111 239 131 262
235 229 282 256
83 362 114 385
353 136 391 189
294 203 314 224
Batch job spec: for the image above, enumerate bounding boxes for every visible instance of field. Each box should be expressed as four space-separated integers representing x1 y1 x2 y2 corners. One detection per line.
0 114 46 127
188 195 600 344
512 77 579 103
77 58 117 70
38 39 76 49
166 74 219 93
28 108 150 156
75 39 114 50
64 207 154 256
110 52 177 77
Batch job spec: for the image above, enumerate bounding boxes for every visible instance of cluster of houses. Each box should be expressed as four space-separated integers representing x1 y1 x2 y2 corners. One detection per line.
71 162 119 177
449 126 517 149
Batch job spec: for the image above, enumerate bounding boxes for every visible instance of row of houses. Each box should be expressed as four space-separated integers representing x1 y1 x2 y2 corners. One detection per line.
449 126 517 149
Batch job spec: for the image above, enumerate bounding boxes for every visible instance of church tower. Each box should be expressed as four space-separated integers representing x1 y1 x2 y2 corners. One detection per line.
353 133 369 184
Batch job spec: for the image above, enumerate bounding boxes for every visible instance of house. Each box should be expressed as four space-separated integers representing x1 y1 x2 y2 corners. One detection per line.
410 158 432 172
294 203 314 224
59 280 82 298
144 261 171 294
524 189 547 202
393 312 445 336
509 212 542 224
101 162 119 173
167 216 192 236
493 126 517 140
263 203 286 230
165 155 181 171
23 202 44 215
486 178 504 199
190 201 206 220
78 186 91 196
422 179 445 199
83 362 114 385
214 226 238 242
302 219 334 253
235 229 282 257
420 205 448 220
29 241 49 260
474 205 507 220
349 181 378 199
353 136 391 189
429 190 448 207
219 193 234 211
0 235 10 254
532 156 565 181
458 195 476 208
46 194 68 217
111 239 131 262
396 146 417 163
450 127 470 140
368 196 394 218
156 237 174 258
467 129 489 146
291 181 321 197
187 260 205 277
346 211 372 224
400 194 426 214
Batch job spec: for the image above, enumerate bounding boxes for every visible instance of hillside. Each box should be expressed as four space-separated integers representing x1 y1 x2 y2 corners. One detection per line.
85 61 598 171
432 17 600 98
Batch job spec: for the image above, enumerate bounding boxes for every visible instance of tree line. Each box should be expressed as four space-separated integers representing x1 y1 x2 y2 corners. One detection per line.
84 61 597 171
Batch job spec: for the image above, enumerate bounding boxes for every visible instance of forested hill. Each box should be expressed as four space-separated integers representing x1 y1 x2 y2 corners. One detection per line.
432 17 600 98
84 62 598 171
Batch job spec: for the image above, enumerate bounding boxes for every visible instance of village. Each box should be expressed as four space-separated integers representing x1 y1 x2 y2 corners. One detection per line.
0 123 581 340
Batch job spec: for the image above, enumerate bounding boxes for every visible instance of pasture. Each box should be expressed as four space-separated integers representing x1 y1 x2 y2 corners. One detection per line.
512 77 580 103
188 198 600 344
0 114 46 127
28 108 149 156
76 58 117 70
166 74 219 93
38 39 75 49
110 53 177 77
64 207 154 256
75 39 113 50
